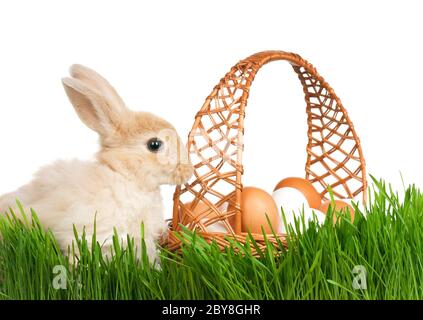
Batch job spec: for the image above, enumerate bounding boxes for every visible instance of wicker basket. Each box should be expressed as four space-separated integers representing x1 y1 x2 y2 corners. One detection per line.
167 50 367 254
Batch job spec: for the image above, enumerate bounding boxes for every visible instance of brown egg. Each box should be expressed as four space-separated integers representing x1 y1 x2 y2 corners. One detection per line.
240 187 279 234
182 200 229 233
320 199 355 223
183 200 210 219
274 177 322 209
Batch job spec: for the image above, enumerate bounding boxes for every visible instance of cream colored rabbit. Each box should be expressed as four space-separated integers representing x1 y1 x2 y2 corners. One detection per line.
0 64 193 263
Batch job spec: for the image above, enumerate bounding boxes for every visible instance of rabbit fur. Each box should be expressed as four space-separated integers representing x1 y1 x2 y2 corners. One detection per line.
0 64 193 263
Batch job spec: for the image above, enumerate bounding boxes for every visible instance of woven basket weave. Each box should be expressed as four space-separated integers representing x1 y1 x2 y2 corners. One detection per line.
167 50 367 254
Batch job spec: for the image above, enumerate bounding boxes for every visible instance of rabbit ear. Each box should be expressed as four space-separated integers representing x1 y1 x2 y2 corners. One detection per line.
69 64 126 110
62 77 125 136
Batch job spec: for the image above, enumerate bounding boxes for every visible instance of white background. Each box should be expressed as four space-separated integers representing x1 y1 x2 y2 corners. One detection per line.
0 0 422 219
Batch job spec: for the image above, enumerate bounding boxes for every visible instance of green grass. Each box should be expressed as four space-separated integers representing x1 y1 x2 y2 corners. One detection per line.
1 177 423 300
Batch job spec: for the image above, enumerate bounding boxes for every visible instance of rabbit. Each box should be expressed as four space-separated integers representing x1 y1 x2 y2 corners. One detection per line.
0 64 193 264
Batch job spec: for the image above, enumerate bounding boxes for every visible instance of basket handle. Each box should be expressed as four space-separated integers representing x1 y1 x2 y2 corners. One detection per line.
174 50 367 235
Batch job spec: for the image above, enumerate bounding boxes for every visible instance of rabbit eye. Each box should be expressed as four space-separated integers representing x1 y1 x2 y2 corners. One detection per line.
147 138 163 153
